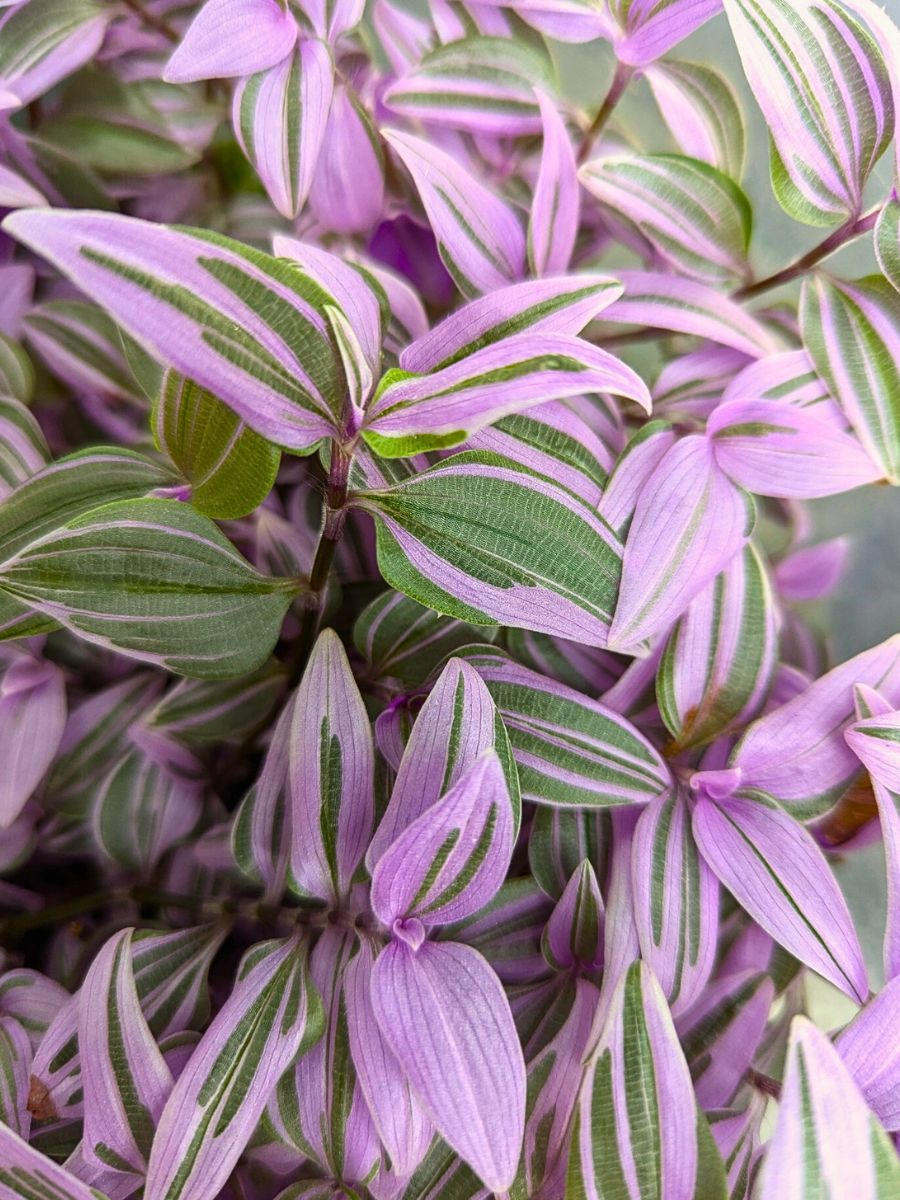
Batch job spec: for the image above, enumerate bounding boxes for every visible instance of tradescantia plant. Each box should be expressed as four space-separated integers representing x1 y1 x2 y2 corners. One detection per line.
5 2 900 1199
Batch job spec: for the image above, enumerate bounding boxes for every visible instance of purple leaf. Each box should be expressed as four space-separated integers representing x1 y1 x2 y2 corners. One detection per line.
570 961 699 1199
0 1016 30 1139
732 634 900 816
528 88 579 276
542 859 604 972
0 652 66 829
438 876 553 985
368 656 509 866
758 1017 900 1198
836 973 900 1130
708 397 881 497
163 0 298 83
846 690 900 795
608 434 755 652
233 39 334 220
0 1121 105 1200
0 0 111 110
399 274 623 373
144 936 322 1200
344 938 432 1176
600 269 780 357
303 0 364 40
632 789 719 1016
691 788 869 1001
383 129 524 297
79 929 173 1176
775 537 850 602
598 420 678 535
2 209 342 451
370 938 525 1192
609 0 723 66
657 543 777 750
363 331 649 457
371 750 514 929
309 84 384 235
289 629 374 903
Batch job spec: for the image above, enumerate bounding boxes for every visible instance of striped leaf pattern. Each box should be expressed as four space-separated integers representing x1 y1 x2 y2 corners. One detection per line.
529 807 611 899
363 332 648 458
876 189 900 294
600 270 779 357
529 90 579 276
144 936 322 1200
369 655 519 865
79 929 173 1177
399 276 623 373
3 210 345 451
383 130 525 298
646 60 746 178
691 787 869 1000
0 335 34 406
609 435 756 653
130 926 228 1039
657 543 777 750
580 153 751 285
0 498 297 679
607 0 724 65
0 1017 31 1138
233 39 334 220
569 961 702 1199
542 860 604 972
723 0 893 225
0 0 110 110
0 1121 108 1200
471 654 672 808
288 629 374 902
145 662 284 746
801 274 900 485
632 790 719 1016
757 1017 900 1199
384 35 551 135
439 877 552 985
153 371 280 519
0 398 49 499
353 590 488 687
356 451 625 647
371 750 515 928
232 696 294 902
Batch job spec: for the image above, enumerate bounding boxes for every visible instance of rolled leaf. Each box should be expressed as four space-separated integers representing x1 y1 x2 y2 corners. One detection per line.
369 655 517 864
308 83 384 235
579 152 751 285
144 936 322 1200
233 39 334 220
232 696 294 902
400 275 623 373
153 371 281 519
0 498 297 679
0 397 49 499
79 929 173 1176
723 0 892 225
371 938 525 1193
691 788 868 1001
608 435 755 652
801 274 900 484
757 1017 900 1198
384 35 550 135
542 860 604 972
472 655 672 808
569 961 700 1199
632 790 719 1016
287 629 373 902
356 451 624 647
529 89 579 276
732 634 900 817
362 332 649 458
383 129 524 298
646 59 746 178
2 210 344 452
372 751 514 928
656 543 777 750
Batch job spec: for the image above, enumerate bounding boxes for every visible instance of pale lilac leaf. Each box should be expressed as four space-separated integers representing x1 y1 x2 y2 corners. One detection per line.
0 653 66 828
775 537 850 602
609 0 723 65
836 973 900 1130
542 859 604 972
691 789 868 1001
309 84 384 235
646 59 746 178
528 89 579 276
598 419 677 536
0 0 111 110
163 0 298 82
608 434 755 652
370 939 525 1193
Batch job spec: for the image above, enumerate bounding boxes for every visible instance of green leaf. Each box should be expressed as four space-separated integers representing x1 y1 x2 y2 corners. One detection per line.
0 334 35 405
153 371 281 518
0 497 299 678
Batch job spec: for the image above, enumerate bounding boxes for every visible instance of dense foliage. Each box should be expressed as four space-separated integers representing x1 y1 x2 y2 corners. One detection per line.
2 0 900 1196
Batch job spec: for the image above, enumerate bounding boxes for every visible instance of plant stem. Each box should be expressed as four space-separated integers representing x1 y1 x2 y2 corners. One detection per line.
120 0 180 43
747 1068 782 1101
577 62 634 166
287 440 353 686
0 890 127 939
734 206 879 301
